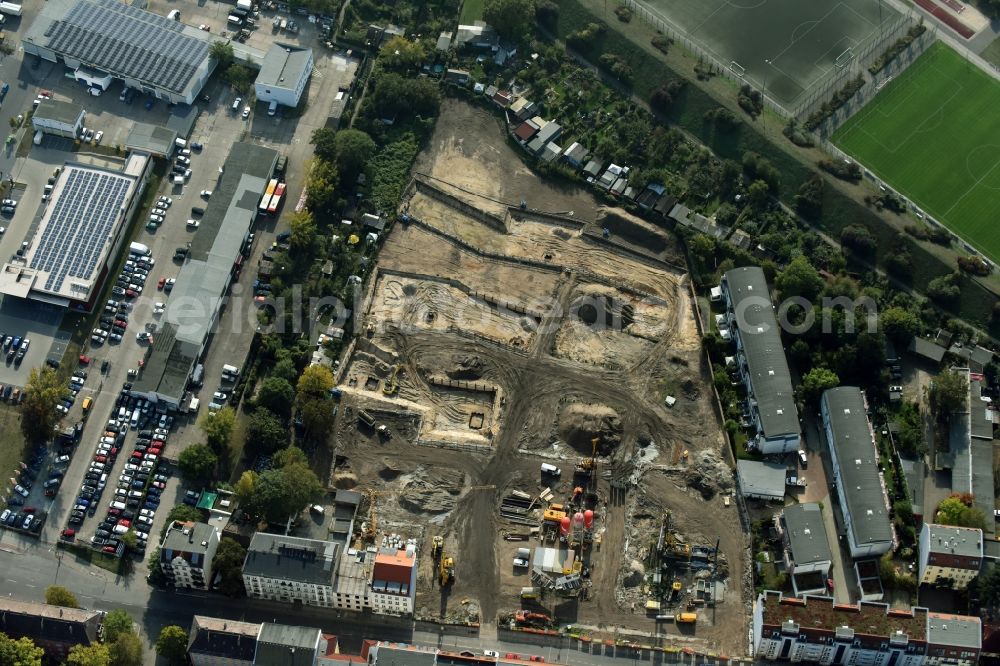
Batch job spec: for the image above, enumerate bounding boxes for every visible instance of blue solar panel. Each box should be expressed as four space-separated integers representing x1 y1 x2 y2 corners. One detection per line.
31 169 132 292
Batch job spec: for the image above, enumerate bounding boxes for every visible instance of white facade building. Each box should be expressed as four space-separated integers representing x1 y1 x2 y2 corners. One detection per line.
159 521 220 590
254 44 313 109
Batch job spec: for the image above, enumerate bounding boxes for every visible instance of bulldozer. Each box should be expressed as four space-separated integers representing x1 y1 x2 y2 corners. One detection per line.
439 552 455 587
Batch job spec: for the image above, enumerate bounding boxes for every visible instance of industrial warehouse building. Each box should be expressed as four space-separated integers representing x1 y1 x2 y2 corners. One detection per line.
131 142 277 408
821 387 894 559
254 44 314 110
31 98 85 139
720 266 800 455
0 154 151 311
22 0 218 105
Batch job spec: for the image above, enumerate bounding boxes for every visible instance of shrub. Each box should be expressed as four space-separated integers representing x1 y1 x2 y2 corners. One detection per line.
818 158 861 182
614 5 632 22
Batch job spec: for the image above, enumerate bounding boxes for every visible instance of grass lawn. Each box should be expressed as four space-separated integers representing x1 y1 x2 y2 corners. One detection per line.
833 41 1000 262
459 0 484 23
0 403 24 487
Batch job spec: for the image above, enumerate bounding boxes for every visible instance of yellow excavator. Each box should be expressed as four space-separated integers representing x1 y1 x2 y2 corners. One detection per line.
439 552 455 587
383 365 400 395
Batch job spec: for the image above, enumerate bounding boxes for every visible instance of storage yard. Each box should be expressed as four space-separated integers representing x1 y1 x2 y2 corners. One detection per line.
326 101 747 654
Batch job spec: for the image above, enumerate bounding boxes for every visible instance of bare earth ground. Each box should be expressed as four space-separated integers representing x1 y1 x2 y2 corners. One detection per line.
328 100 745 654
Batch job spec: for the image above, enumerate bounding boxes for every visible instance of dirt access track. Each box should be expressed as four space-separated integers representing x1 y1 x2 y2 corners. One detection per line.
328 100 745 654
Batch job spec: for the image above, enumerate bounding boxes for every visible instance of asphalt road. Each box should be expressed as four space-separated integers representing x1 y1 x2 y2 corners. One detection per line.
0 534 728 665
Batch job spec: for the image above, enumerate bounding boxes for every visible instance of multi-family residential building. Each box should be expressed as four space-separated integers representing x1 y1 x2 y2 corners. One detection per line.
777 503 833 597
821 387 894 559
720 266 800 454
243 533 340 608
370 547 417 615
752 591 981 666
0 599 102 663
187 616 337 666
159 520 221 590
187 616 259 666
918 523 983 589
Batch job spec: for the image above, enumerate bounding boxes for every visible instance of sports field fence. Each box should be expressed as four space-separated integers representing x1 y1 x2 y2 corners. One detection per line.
619 0 918 118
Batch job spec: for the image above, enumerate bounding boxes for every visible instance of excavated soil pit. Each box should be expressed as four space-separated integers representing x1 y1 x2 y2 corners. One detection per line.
558 403 624 455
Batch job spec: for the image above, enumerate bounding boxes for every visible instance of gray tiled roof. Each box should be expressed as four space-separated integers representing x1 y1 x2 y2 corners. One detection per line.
33 98 84 126
256 623 320 666
33 0 210 94
823 387 893 548
736 460 785 499
723 267 799 438
783 503 832 566
243 533 340 586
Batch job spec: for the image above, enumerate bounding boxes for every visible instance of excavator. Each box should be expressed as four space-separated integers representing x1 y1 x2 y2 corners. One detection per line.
382 365 400 395
439 552 455 587
514 610 551 628
576 437 599 480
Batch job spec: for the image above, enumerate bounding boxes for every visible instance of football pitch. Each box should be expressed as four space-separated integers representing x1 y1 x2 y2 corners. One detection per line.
833 41 1000 261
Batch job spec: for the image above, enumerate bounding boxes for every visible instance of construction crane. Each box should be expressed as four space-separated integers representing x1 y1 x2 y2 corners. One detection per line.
576 437 599 482
658 511 690 560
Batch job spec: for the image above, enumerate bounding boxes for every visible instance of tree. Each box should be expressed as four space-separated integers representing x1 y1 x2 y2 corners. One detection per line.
929 369 969 416
305 158 339 217
380 36 426 71
119 529 137 550
212 538 248 597
799 367 840 406
257 377 296 418
66 644 111 666
332 129 376 183
311 127 338 163
288 210 317 253
21 367 63 442
880 306 919 345
209 41 235 68
177 444 218 484
926 273 961 306
297 397 335 442
272 358 299 383
840 224 877 257
109 633 142 666
234 470 258 507
102 610 134 643
535 0 559 29
273 445 308 469
978 564 1000 609
243 463 323 523
775 255 824 301
224 64 256 94
297 365 334 398
200 406 236 453
794 175 823 219
155 626 189 664
45 585 79 608
370 73 440 119
0 633 44 666
484 0 536 40
936 495 986 529
246 409 288 453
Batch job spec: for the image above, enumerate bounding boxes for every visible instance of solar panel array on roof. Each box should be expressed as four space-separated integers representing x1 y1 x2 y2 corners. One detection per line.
42 0 209 94
30 168 131 293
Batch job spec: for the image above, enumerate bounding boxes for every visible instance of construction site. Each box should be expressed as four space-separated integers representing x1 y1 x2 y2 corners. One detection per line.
327 100 748 655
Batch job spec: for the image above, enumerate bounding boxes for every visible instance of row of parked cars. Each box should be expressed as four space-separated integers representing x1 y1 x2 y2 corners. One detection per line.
68 385 175 555
0 434 74 532
54 369 89 416
0 333 30 367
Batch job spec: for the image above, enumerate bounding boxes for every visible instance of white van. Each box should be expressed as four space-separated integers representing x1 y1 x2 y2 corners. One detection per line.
173 175 185 186
110 501 126 511
118 406 127 420
130 409 140 428
540 463 561 477
175 137 187 148
267 100 278 116
167 9 180 20
222 364 240 376
33 130 43 145
227 14 242 25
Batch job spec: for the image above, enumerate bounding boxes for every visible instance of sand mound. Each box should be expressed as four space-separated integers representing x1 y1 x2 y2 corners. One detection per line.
399 467 466 514
447 354 485 380
558 403 623 455
332 472 358 489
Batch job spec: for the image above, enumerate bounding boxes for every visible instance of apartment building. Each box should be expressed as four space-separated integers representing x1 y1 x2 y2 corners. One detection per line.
777 503 833 597
753 591 981 666
720 266 800 454
918 523 983 590
821 387 894 559
159 520 220 590
0 599 102 663
370 547 417 615
243 533 340 608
